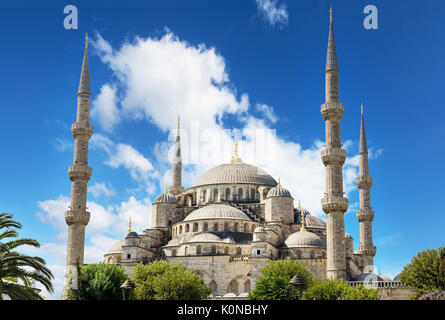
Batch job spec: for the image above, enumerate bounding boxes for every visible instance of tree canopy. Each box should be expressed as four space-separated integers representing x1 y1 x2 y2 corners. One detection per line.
249 259 313 300
131 260 211 300
399 247 445 298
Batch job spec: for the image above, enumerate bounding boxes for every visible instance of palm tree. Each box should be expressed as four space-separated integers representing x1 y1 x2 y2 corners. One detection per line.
0 212 54 299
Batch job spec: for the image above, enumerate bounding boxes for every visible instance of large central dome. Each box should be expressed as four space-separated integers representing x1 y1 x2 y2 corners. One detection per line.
193 163 277 187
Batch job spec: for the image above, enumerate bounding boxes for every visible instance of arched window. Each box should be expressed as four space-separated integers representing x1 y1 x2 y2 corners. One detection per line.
213 189 218 201
251 225 255 232
214 223 218 231
172 249 176 257
224 222 229 232
224 247 229 255
209 281 217 294
229 280 238 294
251 188 255 200
226 188 231 200
211 245 216 254
179 225 183 234
185 224 190 233
202 190 207 202
197 245 201 255
203 223 208 231
193 223 198 232
185 247 188 255
234 223 239 232
244 279 251 293
238 188 243 200
296 250 301 259
310 250 315 258
236 247 242 255
244 223 249 232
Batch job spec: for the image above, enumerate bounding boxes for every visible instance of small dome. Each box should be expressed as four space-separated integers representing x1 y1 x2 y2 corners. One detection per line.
355 273 391 282
254 227 266 233
285 231 324 248
189 232 222 243
184 204 250 222
267 184 292 198
154 191 177 204
106 240 125 254
295 210 326 229
126 231 139 238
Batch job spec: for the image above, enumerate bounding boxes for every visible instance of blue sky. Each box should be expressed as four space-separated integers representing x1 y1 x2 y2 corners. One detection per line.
0 0 444 297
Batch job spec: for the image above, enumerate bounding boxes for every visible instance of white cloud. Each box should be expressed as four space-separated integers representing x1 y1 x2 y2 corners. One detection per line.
51 137 73 152
89 182 116 198
255 103 278 123
91 84 120 132
255 0 289 27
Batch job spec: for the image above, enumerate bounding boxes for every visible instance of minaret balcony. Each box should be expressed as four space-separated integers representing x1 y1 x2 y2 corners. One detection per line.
321 148 346 166
65 209 90 226
321 102 344 121
355 245 376 257
356 209 374 222
71 123 93 139
356 176 373 189
68 164 92 182
321 195 348 214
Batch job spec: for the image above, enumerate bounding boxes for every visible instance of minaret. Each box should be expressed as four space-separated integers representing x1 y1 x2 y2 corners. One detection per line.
355 105 376 267
169 116 184 195
320 8 349 280
63 34 94 298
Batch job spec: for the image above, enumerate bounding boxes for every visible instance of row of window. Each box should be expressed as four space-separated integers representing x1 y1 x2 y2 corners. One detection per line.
172 221 255 236
171 246 243 256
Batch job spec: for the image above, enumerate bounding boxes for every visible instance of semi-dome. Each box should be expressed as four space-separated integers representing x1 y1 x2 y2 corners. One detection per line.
154 191 177 204
183 204 251 222
193 163 277 187
189 232 223 243
355 273 391 282
295 211 326 229
285 231 324 248
267 182 292 198
106 240 125 254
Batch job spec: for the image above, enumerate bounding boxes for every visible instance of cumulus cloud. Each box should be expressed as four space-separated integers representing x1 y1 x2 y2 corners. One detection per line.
89 182 116 198
255 0 289 28
255 103 278 123
91 84 120 132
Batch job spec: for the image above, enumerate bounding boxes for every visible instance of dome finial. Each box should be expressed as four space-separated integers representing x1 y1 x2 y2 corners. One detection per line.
230 133 243 164
361 103 364 115
177 114 180 129
299 201 307 232
85 33 88 48
128 217 132 233
278 177 281 186
165 184 168 193
330 6 333 23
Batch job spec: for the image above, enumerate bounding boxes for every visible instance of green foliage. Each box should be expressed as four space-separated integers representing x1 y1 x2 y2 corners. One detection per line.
302 278 379 300
249 259 313 300
399 247 445 298
67 262 127 300
0 213 53 300
131 260 211 300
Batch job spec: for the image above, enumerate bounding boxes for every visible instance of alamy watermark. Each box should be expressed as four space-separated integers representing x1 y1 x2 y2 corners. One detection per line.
364 5 378 30
63 5 78 30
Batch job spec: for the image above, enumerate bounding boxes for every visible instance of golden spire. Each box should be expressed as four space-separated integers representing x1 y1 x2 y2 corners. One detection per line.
230 134 242 164
330 6 333 23
299 201 307 232
165 184 168 193
278 178 281 187
361 103 364 115
85 33 88 48
177 115 180 129
128 217 132 233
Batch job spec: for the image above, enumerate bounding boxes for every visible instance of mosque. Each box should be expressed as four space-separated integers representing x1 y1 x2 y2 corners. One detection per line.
63 10 386 298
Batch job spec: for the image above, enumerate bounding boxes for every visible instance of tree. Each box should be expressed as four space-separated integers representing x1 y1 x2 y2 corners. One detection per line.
249 259 313 300
301 279 379 300
399 247 445 298
0 213 53 300
67 262 127 300
131 260 211 300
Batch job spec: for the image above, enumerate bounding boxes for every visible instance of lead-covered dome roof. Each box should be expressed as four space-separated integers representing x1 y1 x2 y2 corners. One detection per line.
183 204 251 222
267 184 292 198
154 191 177 204
193 163 277 187
106 240 125 254
285 231 324 248
189 233 223 243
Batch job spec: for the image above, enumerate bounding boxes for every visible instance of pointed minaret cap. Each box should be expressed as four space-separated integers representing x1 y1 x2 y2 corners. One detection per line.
230 134 243 164
326 7 338 71
359 104 368 155
298 201 307 232
78 33 91 96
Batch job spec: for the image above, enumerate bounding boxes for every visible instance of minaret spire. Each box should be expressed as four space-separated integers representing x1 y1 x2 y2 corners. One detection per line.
230 134 242 164
355 105 376 267
169 115 184 196
63 36 94 299
321 6 348 280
